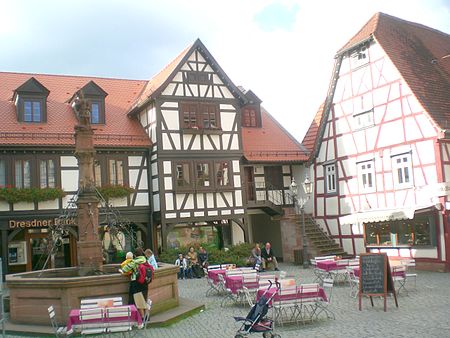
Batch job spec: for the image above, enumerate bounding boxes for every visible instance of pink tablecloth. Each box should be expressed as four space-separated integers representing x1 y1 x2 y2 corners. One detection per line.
256 286 327 305
316 261 338 272
207 269 226 284
66 305 142 333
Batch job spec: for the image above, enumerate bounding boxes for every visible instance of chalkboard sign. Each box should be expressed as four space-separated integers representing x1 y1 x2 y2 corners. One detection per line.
359 253 398 311
360 254 386 294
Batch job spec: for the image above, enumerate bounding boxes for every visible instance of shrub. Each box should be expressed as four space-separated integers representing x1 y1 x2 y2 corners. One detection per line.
158 242 254 267
97 184 135 200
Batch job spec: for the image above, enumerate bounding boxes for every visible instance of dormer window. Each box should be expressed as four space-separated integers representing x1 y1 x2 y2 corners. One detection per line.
241 89 262 128
242 107 258 127
74 81 108 124
14 77 49 123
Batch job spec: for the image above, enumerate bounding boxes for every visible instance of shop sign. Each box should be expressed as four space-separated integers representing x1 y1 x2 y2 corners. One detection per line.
9 217 76 229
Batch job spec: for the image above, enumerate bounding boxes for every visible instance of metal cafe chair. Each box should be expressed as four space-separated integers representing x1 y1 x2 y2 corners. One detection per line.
48 305 69 337
78 307 106 337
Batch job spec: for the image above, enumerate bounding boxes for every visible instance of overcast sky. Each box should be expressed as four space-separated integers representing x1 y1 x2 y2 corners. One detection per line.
1 0 449 141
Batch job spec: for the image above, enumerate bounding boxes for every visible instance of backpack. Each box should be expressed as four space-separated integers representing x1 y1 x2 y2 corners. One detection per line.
137 262 154 284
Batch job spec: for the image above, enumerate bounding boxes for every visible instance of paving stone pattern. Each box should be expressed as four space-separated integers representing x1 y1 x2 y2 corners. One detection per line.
6 263 450 337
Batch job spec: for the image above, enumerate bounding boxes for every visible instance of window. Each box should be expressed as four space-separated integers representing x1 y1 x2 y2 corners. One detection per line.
15 160 31 188
349 46 369 69
215 161 231 187
242 108 258 127
14 77 49 123
180 102 220 130
364 214 436 247
196 163 211 188
39 159 56 188
354 109 374 129
91 101 100 124
0 160 5 187
264 166 283 190
186 71 211 85
23 100 43 122
358 160 375 192
94 160 102 186
392 153 413 188
325 164 337 193
108 159 124 185
176 163 192 188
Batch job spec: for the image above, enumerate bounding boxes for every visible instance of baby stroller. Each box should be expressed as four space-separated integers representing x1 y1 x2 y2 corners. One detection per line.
233 280 281 338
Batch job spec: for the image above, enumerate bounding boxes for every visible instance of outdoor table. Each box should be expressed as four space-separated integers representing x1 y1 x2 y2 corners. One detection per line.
224 275 244 294
66 304 142 334
208 269 226 284
256 286 328 305
316 260 338 272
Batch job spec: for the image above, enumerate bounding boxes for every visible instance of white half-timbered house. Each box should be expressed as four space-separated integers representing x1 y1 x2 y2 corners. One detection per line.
128 40 253 250
306 13 450 271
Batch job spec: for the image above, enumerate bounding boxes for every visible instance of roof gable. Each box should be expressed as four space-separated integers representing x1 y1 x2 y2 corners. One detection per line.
79 80 108 97
14 77 50 98
129 39 248 114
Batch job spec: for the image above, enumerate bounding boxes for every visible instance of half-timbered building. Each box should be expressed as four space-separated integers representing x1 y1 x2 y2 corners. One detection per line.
0 73 152 274
305 13 450 271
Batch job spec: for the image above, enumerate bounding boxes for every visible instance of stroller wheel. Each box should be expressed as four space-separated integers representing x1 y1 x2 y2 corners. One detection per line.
262 333 272 338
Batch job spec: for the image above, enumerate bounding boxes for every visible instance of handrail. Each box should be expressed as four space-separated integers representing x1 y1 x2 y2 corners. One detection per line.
246 180 293 206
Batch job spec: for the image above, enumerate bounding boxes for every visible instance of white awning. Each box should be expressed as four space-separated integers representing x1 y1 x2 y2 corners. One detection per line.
339 207 416 225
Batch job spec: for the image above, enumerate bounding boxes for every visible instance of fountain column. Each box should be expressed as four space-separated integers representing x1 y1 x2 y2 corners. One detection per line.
73 94 103 271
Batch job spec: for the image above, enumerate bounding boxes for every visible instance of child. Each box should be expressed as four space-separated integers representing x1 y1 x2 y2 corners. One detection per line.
175 253 189 279
119 252 134 275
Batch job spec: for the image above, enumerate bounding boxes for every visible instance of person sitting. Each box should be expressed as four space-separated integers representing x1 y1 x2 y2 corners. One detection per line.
144 248 158 270
187 246 203 278
198 246 209 271
261 242 279 271
175 253 192 279
250 243 262 271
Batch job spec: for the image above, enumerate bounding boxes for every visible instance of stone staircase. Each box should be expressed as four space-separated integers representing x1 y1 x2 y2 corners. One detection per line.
296 214 347 257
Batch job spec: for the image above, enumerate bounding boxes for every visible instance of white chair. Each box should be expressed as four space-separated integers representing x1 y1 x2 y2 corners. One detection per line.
48 306 69 337
105 306 133 335
79 308 106 336
404 259 417 290
315 278 335 319
206 264 221 271
272 286 298 327
392 265 408 296
346 266 359 298
298 283 321 324
80 296 123 309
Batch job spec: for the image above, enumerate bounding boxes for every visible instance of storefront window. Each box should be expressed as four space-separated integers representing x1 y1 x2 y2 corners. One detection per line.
364 214 436 247
166 224 218 249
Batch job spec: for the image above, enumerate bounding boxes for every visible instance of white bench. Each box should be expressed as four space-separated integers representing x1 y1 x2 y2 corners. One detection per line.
80 296 123 309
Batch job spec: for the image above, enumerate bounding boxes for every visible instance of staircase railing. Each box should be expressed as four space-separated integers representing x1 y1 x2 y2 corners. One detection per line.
247 181 290 206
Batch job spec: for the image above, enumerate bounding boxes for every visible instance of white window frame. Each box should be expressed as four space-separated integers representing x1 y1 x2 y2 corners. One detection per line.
357 160 376 192
325 164 337 194
392 153 413 188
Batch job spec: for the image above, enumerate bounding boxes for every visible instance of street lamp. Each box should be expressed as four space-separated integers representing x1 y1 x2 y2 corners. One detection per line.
290 177 313 268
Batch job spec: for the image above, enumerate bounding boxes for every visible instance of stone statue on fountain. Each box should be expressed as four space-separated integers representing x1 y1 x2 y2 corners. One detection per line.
72 91 104 273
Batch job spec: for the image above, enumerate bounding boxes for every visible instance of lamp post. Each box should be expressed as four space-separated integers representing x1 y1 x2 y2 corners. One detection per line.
290 177 313 269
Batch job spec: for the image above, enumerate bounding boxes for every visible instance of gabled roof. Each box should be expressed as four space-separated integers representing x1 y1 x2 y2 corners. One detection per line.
339 12 450 131
242 107 308 163
305 12 450 160
79 80 108 97
301 102 325 156
14 77 50 98
128 39 248 115
0 72 150 148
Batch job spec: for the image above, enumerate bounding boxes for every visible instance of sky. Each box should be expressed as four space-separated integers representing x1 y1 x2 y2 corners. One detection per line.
1 0 449 142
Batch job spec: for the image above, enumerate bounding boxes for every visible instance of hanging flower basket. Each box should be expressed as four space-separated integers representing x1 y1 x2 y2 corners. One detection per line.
0 187 66 204
97 184 135 200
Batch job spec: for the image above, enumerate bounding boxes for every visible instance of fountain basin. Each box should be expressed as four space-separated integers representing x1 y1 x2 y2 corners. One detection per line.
6 263 179 325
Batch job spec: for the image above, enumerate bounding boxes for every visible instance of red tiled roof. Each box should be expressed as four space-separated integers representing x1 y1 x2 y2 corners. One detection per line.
130 44 192 111
242 108 308 163
0 72 150 147
301 103 325 155
339 12 450 130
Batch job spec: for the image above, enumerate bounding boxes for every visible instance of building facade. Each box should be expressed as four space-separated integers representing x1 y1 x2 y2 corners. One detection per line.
305 13 450 271
0 39 307 274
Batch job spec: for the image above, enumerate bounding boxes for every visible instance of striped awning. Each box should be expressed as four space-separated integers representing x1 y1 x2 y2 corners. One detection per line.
339 207 416 225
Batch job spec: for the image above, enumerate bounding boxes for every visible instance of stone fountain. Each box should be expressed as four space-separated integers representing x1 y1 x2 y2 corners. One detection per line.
6 94 179 326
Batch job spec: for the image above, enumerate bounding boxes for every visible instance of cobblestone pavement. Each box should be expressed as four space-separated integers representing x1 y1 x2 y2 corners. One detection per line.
6 263 450 337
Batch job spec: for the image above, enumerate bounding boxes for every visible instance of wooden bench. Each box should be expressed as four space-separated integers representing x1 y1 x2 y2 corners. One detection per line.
80 296 123 309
